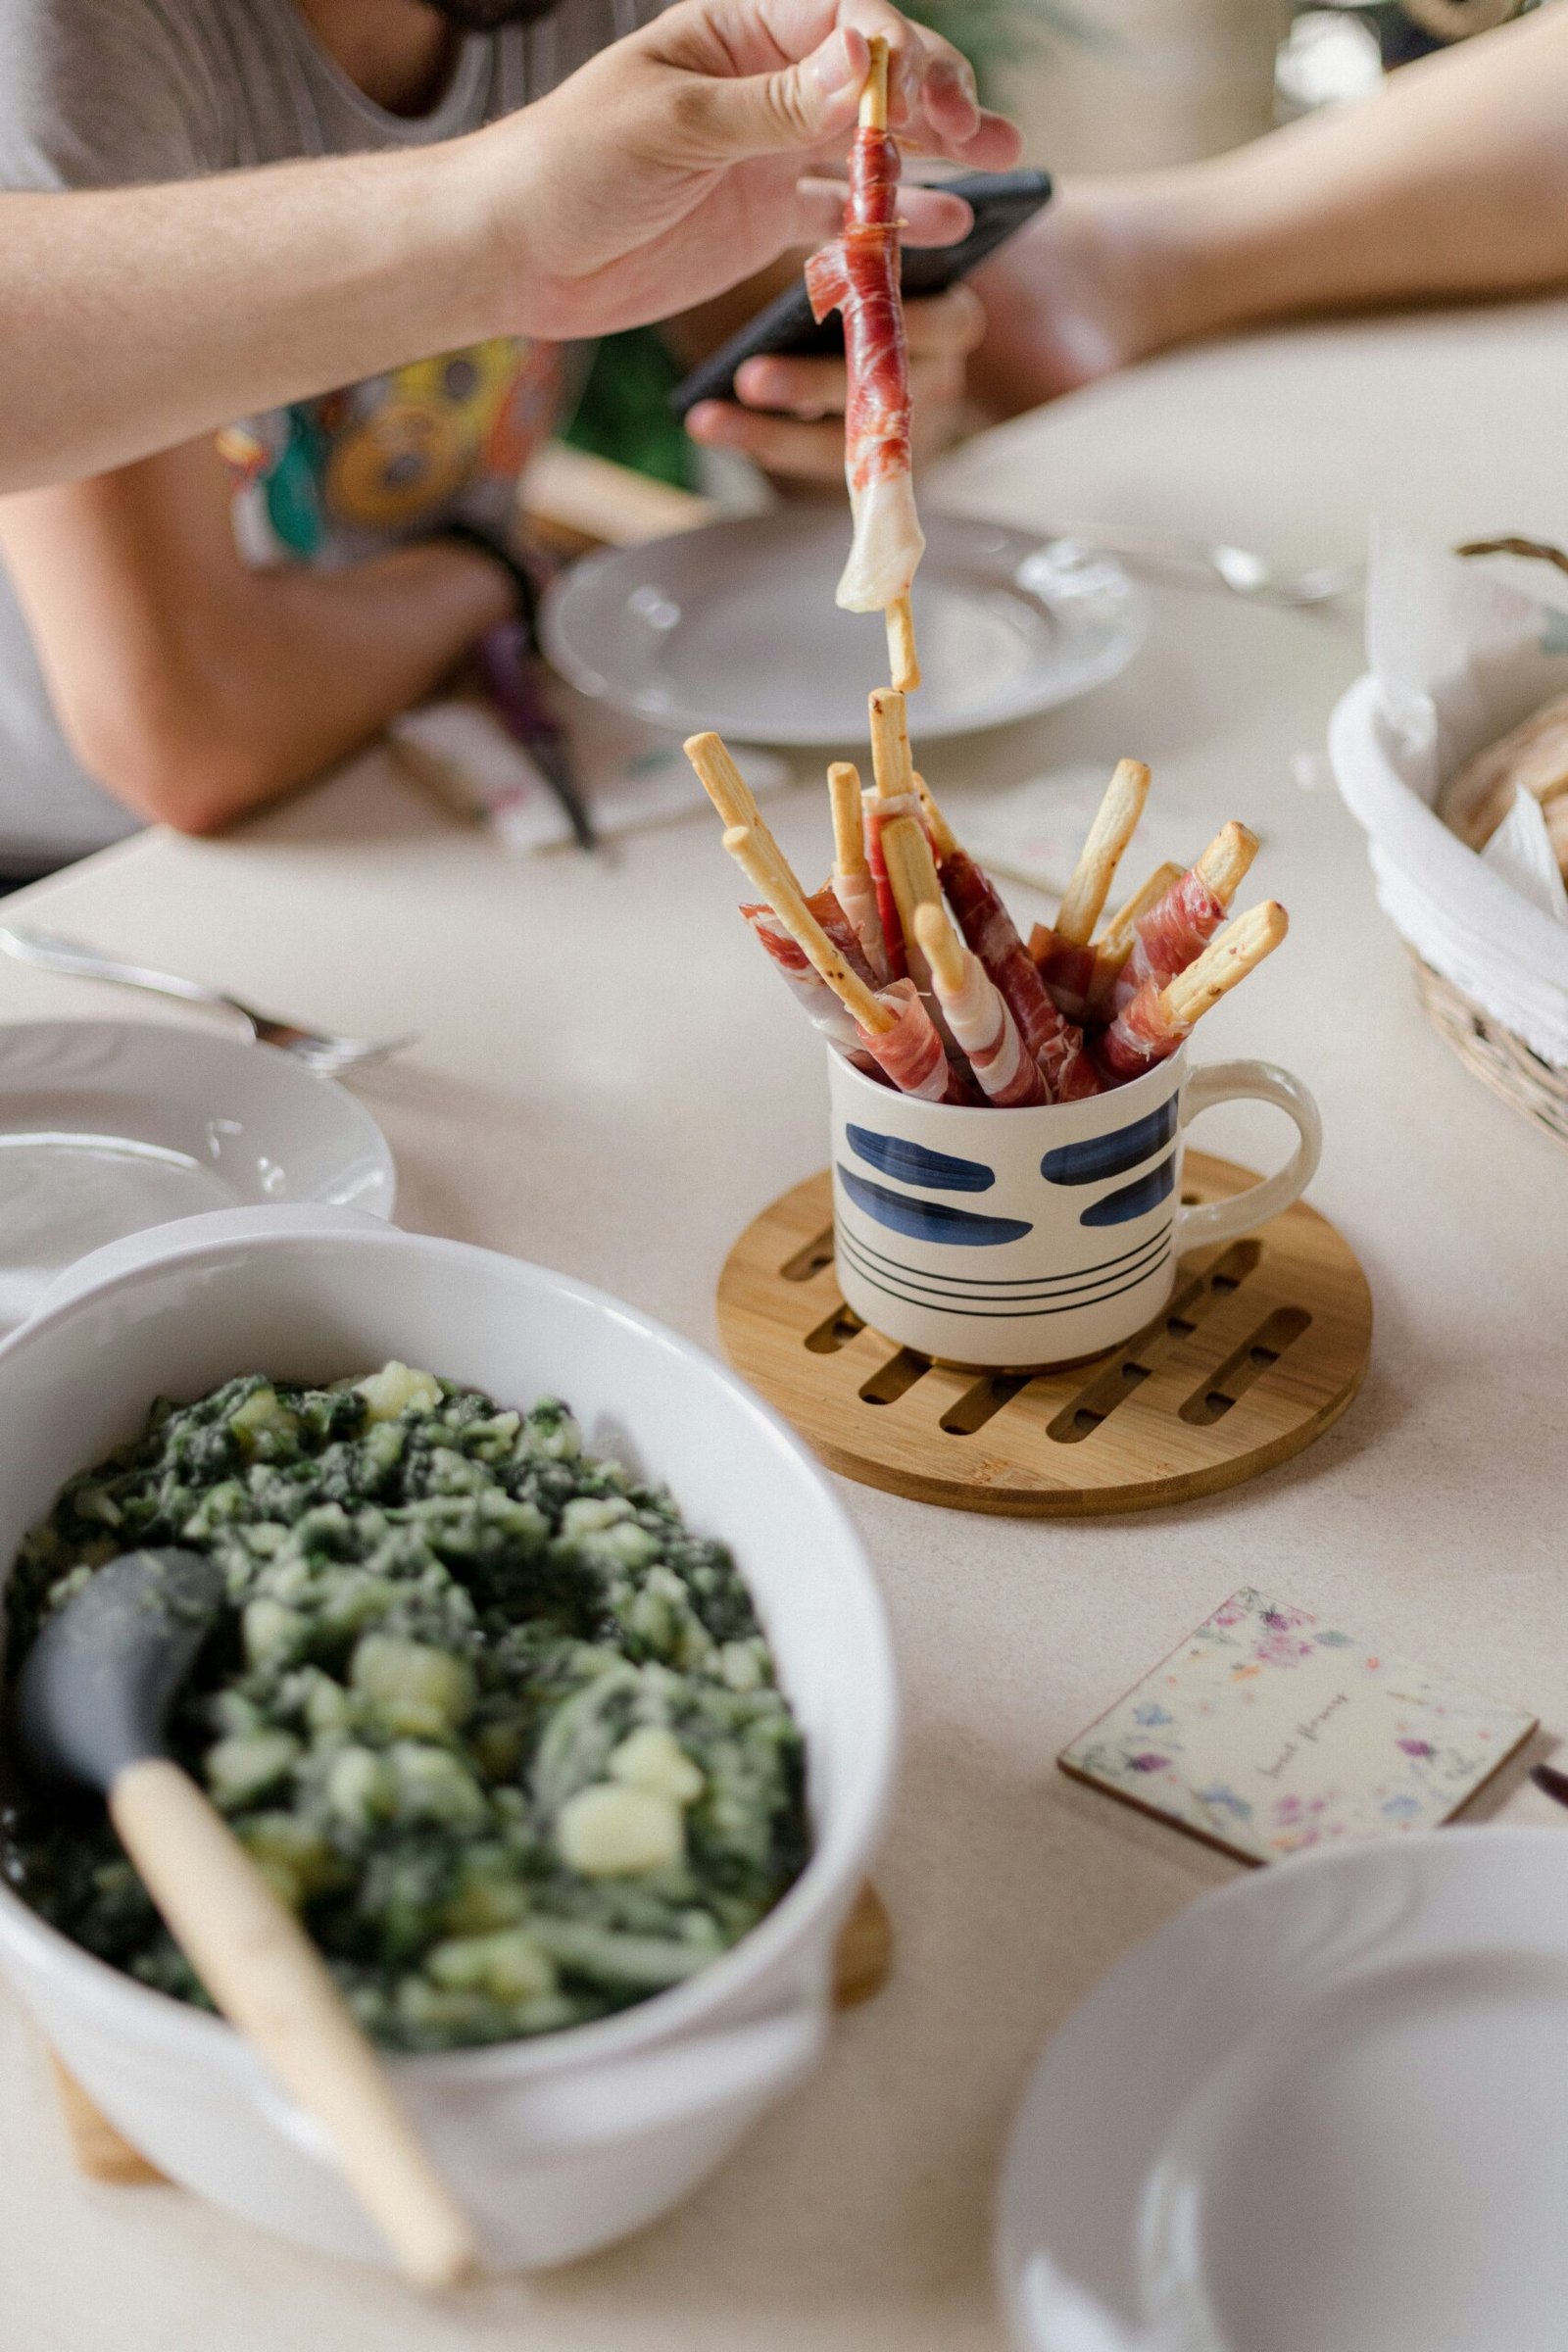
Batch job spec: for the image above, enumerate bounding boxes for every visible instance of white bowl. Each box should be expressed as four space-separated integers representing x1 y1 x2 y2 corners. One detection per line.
0 1214 898 2270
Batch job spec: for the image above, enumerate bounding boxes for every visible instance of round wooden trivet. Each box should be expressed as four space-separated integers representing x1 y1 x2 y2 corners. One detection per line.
716 1154 1372 1517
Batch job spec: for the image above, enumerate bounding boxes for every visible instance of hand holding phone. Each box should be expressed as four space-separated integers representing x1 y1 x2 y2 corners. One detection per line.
668 169 1053 421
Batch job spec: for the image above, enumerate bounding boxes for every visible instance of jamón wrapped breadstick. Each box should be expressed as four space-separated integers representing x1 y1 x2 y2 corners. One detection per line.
1076 860 1184 1017
1095 900 1288 1084
1033 760 1151 1018
1109 822 1258 1014
863 691 920 976
828 760 887 981
863 976 977 1102
934 828 1086 1099
903 764 1092 1096
914 902 1047 1107
805 41 923 691
722 824 971 1102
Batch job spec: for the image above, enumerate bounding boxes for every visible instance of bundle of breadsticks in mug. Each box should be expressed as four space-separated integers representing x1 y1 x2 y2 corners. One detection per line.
685 692 1287 1106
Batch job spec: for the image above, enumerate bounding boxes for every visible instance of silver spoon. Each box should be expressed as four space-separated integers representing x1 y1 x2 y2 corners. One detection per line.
14 1547 476 2287
1036 524 1362 609
0 926 415 1074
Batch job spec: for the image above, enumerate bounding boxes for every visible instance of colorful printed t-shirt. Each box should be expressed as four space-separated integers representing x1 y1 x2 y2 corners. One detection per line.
0 0 647 869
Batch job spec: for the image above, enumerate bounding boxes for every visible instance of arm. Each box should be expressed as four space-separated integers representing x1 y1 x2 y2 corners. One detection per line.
972 5 1568 415
0 442 513 835
0 0 1013 496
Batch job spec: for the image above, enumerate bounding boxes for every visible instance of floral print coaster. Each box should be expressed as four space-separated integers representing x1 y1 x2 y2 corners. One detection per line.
1059 1587 1537 1864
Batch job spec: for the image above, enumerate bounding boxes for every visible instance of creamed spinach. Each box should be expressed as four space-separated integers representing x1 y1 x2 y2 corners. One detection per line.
3 1366 808 2049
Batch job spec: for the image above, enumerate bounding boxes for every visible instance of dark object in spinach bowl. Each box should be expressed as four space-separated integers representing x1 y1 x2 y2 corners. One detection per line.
3 1365 808 2051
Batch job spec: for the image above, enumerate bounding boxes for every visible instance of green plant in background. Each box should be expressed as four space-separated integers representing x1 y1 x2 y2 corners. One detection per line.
561 0 1075 490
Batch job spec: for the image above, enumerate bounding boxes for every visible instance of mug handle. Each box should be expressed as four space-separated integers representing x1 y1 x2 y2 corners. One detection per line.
1175 1060 1322 1255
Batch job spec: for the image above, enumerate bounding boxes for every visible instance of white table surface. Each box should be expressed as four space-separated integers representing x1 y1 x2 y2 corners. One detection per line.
4 296 1568 2352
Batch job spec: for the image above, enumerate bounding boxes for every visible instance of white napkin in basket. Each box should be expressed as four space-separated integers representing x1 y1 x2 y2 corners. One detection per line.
1329 521 1568 1066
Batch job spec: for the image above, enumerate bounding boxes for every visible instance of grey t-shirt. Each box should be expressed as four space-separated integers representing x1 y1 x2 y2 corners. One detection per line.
0 0 642 871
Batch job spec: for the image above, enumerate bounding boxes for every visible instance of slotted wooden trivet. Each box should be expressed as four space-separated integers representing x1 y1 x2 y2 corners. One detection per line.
49 1885 894 2183
717 1154 1372 1516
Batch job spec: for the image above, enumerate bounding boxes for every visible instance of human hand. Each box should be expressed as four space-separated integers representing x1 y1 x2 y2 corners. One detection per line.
682 283 986 480
470 0 1020 343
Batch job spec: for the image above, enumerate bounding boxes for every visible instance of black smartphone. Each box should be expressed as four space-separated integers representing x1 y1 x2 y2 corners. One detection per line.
667 168 1053 420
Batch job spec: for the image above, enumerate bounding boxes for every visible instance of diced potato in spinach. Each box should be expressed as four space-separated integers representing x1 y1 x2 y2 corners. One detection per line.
2 1368 808 2050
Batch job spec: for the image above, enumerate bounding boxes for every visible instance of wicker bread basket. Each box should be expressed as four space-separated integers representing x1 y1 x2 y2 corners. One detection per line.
1401 538 1568 1148
1407 949 1568 1152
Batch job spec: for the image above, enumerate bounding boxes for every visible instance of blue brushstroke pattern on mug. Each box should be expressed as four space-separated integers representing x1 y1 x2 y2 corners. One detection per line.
845 1125 996 1194
1042 1098 1178 1187
1079 1155 1177 1227
837 1167 1031 1247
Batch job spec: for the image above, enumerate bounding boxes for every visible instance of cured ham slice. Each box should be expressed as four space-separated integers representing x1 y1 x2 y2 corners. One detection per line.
741 903 882 1076
856 977 973 1102
914 905 1047 1107
1111 823 1257 1013
805 42 923 679
940 846 1084 1099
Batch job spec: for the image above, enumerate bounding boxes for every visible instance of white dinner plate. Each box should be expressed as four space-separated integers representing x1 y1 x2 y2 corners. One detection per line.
0 1020 394 1336
999 1828 1568 2352
541 510 1147 745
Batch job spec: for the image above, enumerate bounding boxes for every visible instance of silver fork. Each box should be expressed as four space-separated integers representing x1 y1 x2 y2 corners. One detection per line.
0 925 416 1074
1042 522 1363 609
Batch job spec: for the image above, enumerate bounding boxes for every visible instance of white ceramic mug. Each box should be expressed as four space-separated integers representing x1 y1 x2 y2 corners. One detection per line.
827 1044 1321 1370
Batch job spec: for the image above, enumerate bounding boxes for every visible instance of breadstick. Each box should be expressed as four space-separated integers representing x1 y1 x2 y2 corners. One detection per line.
1195 820 1258 907
685 731 760 830
722 825 893 1033
1054 759 1152 947
828 761 867 876
1160 900 1288 1030
860 29 890 127
880 811 943 942
887 596 920 694
867 688 913 802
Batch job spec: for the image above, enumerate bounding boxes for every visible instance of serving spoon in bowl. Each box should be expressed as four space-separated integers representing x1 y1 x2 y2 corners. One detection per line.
13 1546 477 2288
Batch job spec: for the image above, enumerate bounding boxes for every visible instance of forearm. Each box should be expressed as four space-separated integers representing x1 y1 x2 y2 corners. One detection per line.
977 9 1568 418
1158 7 1568 337
150 543 514 831
0 146 502 496
0 475 513 833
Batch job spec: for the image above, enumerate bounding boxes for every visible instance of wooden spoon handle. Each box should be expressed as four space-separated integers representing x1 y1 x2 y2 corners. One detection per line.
110 1758 477 2288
